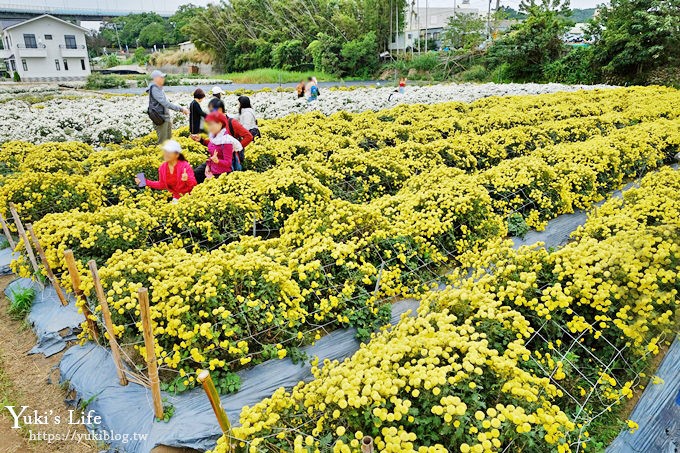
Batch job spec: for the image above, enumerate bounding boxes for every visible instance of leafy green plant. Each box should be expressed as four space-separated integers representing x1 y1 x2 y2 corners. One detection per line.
0 237 8 250
155 399 175 423
508 212 530 238
8 287 36 320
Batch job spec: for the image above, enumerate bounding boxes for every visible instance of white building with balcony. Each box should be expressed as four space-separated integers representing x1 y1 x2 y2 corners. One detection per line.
1 14 91 81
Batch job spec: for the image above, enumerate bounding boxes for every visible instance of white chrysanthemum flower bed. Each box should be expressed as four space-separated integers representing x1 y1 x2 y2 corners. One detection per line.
0 82 611 145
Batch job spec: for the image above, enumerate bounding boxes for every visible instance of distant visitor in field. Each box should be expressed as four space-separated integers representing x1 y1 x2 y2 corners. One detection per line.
296 80 306 98
399 77 407 94
208 86 225 112
146 70 189 144
192 112 243 179
189 88 207 135
135 140 196 202
306 77 320 101
237 96 260 139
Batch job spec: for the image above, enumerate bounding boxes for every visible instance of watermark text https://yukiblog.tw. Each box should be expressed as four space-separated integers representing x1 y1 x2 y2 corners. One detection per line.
4 405 149 444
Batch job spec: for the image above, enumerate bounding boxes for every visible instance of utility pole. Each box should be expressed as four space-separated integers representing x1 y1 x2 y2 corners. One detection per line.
486 0 492 39
424 0 428 51
396 0 399 51
417 0 421 53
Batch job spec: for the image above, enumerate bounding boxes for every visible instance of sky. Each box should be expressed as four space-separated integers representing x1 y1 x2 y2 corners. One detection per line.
1 0 604 13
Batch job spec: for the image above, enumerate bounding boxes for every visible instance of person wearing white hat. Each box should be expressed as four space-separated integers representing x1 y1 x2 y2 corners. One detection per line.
147 70 189 144
208 85 226 112
135 140 196 201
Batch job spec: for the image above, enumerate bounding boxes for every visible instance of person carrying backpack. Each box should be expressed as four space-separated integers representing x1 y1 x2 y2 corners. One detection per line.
190 112 253 182
147 70 189 143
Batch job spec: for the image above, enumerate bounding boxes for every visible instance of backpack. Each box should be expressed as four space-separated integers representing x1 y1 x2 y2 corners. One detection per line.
147 87 165 126
227 118 245 170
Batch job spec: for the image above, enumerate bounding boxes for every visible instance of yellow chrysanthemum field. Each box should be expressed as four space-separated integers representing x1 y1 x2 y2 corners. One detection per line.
1 86 679 452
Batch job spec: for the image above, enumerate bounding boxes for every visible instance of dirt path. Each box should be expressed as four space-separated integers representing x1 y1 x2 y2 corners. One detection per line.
0 275 95 453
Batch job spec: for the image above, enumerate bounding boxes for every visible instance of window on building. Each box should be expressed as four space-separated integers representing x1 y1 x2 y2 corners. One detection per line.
63 59 69 70
44 34 53 40
10 60 16 71
55 59 60 71
4 36 9 49
80 59 86 70
64 35 77 49
21 59 27 71
407 33 412 39
23 34 37 48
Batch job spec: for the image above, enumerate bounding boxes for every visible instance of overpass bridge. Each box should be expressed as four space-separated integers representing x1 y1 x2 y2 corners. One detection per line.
0 2 176 21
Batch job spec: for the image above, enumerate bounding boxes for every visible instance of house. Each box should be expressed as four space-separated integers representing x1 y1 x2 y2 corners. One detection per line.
389 5 482 51
1 14 91 81
178 41 196 52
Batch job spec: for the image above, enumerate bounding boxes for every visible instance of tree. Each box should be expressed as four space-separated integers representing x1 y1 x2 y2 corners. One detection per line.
442 12 486 50
588 0 680 83
340 32 379 77
272 40 308 71
138 22 167 47
487 0 573 81
184 0 406 73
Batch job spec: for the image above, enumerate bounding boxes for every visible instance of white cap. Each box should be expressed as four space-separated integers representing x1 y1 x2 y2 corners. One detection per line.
211 86 225 95
161 139 182 154
150 69 166 79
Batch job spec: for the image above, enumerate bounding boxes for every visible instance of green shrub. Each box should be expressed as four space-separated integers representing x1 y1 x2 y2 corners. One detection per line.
85 73 128 90
410 52 440 72
491 63 512 83
457 64 490 82
543 46 598 84
12 72 20 82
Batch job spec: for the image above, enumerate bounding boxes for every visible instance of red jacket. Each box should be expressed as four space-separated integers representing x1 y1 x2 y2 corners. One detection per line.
200 117 253 148
146 160 197 199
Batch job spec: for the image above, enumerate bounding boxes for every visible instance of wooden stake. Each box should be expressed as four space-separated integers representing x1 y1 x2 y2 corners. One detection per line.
26 224 68 306
138 287 163 420
0 212 15 249
198 370 233 440
64 250 99 342
361 436 375 453
88 260 128 386
8 203 39 274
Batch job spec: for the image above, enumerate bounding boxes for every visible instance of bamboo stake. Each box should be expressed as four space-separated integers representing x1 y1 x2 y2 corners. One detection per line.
8 203 39 274
198 370 233 449
64 250 99 342
138 287 163 420
0 213 15 249
26 224 68 306
88 260 128 386
361 436 375 453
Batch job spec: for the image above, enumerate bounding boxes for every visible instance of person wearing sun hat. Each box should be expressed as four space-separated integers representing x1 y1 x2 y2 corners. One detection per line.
135 139 196 202
147 69 189 144
208 85 226 112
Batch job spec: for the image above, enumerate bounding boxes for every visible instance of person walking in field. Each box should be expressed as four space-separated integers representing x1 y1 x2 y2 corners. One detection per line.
189 88 207 135
135 140 196 202
237 95 261 139
193 112 243 180
147 70 189 144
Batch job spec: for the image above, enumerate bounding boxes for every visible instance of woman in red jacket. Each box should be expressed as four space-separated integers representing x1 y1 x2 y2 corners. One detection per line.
135 140 197 201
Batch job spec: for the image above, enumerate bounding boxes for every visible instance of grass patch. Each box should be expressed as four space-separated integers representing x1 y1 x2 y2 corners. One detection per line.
8 287 35 320
221 69 343 84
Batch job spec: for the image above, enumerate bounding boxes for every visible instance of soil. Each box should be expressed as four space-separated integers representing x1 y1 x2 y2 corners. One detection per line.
0 274 201 453
0 275 94 453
